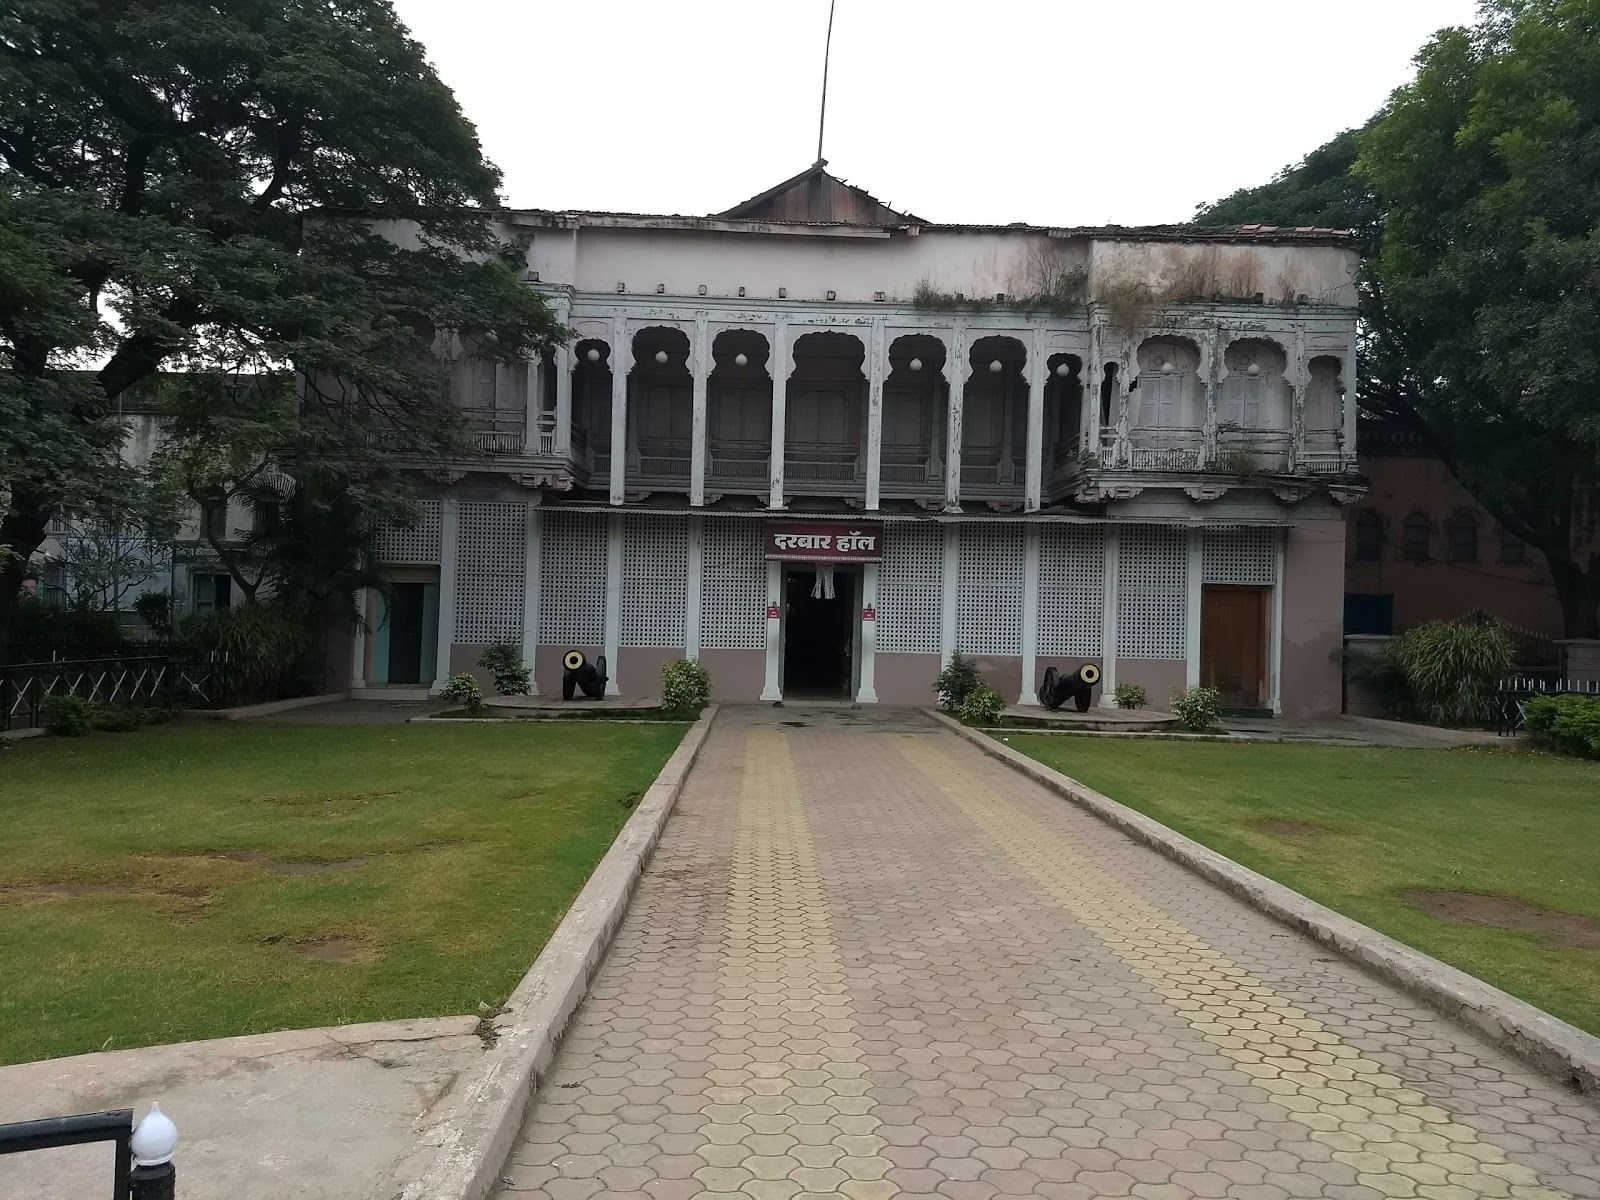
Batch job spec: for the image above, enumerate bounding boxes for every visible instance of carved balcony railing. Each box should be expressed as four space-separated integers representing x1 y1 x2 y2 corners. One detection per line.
879 452 944 500
708 439 769 490
785 443 864 497
462 407 525 456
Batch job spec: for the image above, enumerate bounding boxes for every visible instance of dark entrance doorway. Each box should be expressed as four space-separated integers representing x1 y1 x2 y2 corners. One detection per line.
782 567 856 697
387 582 428 685
1201 585 1268 708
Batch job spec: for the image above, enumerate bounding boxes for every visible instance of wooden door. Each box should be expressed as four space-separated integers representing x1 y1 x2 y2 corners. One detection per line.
1201 586 1267 707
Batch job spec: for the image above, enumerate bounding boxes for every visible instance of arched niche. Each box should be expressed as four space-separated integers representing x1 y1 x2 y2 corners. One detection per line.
1132 336 1202 430
1305 354 1345 432
882 334 947 495
785 331 868 494
962 335 1028 491
1045 353 1085 469
1218 338 1291 431
708 329 772 490
571 338 613 464
629 327 693 486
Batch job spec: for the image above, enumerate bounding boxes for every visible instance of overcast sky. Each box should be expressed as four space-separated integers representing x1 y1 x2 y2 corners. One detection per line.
391 0 1480 227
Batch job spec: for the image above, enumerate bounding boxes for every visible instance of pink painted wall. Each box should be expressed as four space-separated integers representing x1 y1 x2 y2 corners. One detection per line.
701 649 766 702
964 654 1022 701
1114 659 1185 711
617 647 681 700
448 643 491 688
1283 519 1346 717
875 653 941 706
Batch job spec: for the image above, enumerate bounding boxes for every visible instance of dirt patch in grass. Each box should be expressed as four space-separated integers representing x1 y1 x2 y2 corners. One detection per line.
1403 890 1600 950
261 933 377 963
1254 817 1326 838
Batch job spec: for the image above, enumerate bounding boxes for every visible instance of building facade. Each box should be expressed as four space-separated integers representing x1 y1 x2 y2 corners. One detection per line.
345 167 1362 716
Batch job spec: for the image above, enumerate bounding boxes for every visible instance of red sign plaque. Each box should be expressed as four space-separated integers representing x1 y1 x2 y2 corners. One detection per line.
764 521 885 562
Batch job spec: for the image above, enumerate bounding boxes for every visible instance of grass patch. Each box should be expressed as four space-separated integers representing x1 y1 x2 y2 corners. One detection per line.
1005 737 1600 1035
0 720 684 1064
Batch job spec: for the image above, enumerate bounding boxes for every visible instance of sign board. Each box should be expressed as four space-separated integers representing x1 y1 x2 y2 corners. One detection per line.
765 521 885 563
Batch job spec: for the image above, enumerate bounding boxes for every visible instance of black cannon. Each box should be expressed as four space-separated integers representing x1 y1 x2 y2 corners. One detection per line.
561 650 609 700
1039 662 1101 713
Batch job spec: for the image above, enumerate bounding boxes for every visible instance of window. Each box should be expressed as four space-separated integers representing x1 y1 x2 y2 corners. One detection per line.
1353 511 1383 562
192 573 232 613
1344 593 1394 635
1446 512 1479 563
1499 527 1528 565
1402 513 1430 562
202 499 228 543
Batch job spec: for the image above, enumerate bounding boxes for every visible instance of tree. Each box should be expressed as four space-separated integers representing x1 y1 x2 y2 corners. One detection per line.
0 0 565 635
1195 0 1600 637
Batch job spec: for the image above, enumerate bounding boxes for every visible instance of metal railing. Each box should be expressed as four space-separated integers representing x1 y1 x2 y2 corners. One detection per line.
0 1105 176 1198
0 654 229 732
1487 675 1600 736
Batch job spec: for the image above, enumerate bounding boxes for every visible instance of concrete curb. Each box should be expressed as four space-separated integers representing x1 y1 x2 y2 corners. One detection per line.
928 708 1600 1097
187 693 349 721
1343 714 1509 746
392 705 718 1200
0 726 47 741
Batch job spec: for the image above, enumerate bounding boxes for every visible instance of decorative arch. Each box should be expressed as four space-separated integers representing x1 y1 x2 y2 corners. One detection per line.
882 334 947 496
961 335 1029 493
786 331 868 497
1045 353 1085 470
707 329 773 491
1132 336 1202 430
1218 338 1290 430
628 327 693 488
1305 354 1345 432
1352 509 1384 562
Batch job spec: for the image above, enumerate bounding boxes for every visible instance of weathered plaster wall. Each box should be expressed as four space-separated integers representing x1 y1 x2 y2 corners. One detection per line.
1088 240 1358 308
1115 659 1186 710
874 652 942 706
616 647 681 701
701 649 765 703
1282 514 1346 718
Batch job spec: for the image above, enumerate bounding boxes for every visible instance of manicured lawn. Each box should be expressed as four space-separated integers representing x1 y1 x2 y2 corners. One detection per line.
1007 737 1600 1035
0 720 684 1064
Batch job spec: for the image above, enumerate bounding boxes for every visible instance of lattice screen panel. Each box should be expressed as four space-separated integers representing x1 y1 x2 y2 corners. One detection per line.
539 510 607 647
956 524 1024 656
374 500 441 565
1038 526 1104 657
877 523 943 654
455 503 526 643
622 515 688 648
1116 525 1187 659
701 519 766 650
1203 527 1278 585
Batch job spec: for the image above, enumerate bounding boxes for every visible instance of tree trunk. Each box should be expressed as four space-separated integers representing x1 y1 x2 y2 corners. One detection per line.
1548 554 1600 640
0 501 51 646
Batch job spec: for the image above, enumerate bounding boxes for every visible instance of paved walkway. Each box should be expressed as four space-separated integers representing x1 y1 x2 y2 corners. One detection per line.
498 706 1600 1200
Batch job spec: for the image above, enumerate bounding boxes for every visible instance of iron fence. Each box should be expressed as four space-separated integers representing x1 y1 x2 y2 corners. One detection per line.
1487 674 1600 736
0 653 230 732
0 1106 177 1199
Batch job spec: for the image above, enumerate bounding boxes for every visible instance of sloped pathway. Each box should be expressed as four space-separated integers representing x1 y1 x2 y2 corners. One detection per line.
497 706 1600 1200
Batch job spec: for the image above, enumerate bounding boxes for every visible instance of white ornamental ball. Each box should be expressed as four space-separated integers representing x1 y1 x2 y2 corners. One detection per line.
654 350 669 365
734 352 749 367
585 347 600 363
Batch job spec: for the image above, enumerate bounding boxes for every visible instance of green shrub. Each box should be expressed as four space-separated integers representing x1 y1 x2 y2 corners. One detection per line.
959 683 1006 725
1113 683 1148 710
660 658 711 717
8 596 122 644
133 591 173 637
41 694 96 736
179 601 311 703
1390 616 1514 726
478 642 531 696
1170 685 1222 731
441 672 487 715
1523 694 1600 758
934 654 982 710
89 704 170 733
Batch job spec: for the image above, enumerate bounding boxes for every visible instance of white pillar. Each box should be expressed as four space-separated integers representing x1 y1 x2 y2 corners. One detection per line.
1025 328 1047 511
1099 524 1119 707
690 314 709 506
1342 329 1359 462
522 503 542 694
768 318 788 509
856 562 879 704
554 344 572 458
939 522 960 667
1185 526 1203 688
603 512 622 695
525 352 544 454
350 585 368 690
1270 527 1286 714
944 324 966 513
865 317 885 510
1019 524 1040 704
760 558 782 701
685 515 703 659
608 313 629 505
432 497 459 693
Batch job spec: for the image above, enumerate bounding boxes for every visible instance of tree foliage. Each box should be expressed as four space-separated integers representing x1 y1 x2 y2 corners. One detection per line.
0 0 564 632
1196 0 1600 636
